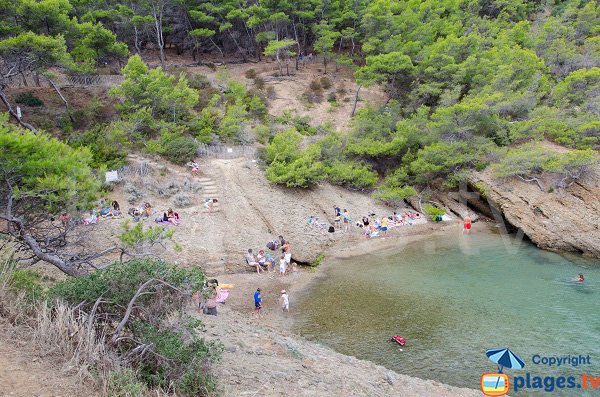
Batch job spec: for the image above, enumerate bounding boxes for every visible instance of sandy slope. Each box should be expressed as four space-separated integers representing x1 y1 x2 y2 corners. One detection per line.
196 302 481 397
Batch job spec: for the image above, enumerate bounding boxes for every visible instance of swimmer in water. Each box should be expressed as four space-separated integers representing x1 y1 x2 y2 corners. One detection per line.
578 273 585 282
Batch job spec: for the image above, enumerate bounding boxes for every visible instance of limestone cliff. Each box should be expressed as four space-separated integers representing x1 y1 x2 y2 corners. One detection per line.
469 165 600 258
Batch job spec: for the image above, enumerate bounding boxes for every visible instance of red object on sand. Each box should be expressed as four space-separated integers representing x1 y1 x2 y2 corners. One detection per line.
392 335 406 346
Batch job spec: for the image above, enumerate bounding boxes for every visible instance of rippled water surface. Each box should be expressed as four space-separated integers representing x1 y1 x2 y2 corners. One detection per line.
294 229 600 395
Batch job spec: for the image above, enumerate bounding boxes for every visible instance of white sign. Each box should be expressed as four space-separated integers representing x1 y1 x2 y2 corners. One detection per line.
105 170 119 183
227 147 233 153
16 106 22 120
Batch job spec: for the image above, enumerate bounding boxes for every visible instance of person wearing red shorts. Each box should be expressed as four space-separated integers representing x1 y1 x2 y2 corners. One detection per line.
463 215 472 234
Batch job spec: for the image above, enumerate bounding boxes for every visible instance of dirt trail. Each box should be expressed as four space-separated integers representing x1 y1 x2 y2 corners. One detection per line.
0 339 96 397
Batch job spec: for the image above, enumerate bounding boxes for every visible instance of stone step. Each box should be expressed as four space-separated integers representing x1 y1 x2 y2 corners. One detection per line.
196 178 213 183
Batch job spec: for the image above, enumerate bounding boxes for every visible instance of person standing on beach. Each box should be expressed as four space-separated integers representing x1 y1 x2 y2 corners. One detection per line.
282 240 292 266
342 209 350 232
463 215 472 234
253 288 262 317
334 206 341 229
279 254 287 276
280 290 289 312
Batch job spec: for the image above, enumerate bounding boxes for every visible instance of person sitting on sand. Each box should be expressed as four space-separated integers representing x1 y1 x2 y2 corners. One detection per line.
112 201 120 211
204 286 218 316
380 216 390 234
257 249 272 272
83 210 97 225
143 202 153 217
163 208 180 225
59 212 70 225
362 216 370 227
246 249 264 273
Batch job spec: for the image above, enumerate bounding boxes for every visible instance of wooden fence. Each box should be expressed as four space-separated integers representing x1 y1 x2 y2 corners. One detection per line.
3 74 124 88
197 143 257 159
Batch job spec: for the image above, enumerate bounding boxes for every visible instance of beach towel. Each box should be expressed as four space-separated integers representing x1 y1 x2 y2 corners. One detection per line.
216 288 229 303
155 218 171 225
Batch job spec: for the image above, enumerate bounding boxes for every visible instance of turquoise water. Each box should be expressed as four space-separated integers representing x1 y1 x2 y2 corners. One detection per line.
295 228 600 396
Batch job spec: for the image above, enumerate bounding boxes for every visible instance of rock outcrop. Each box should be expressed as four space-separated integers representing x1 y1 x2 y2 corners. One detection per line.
469 164 600 258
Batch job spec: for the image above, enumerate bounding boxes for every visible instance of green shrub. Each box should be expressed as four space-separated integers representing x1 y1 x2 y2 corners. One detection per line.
10 269 44 301
15 92 44 107
374 186 417 205
310 253 325 268
50 259 219 396
324 162 378 188
107 368 148 397
159 135 199 165
245 68 257 79
423 204 446 219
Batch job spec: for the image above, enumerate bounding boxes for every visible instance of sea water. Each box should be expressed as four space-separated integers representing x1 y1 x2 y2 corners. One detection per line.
294 227 600 395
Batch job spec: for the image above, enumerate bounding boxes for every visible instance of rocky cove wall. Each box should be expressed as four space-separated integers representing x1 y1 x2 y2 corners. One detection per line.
466 165 600 258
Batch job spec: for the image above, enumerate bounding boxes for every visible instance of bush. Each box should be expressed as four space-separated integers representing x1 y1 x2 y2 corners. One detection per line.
162 136 199 165
124 183 144 204
374 186 417 205
254 76 265 90
324 162 378 188
107 368 148 397
15 92 43 107
10 269 44 302
265 86 276 100
319 77 332 89
173 193 192 208
327 92 337 103
50 259 220 396
245 68 257 79
309 79 322 91
423 204 446 218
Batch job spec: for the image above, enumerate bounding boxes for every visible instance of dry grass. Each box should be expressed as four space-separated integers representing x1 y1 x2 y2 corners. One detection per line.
0 253 112 394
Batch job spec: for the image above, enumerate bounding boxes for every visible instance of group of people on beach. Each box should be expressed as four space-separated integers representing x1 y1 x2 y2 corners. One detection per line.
246 236 297 276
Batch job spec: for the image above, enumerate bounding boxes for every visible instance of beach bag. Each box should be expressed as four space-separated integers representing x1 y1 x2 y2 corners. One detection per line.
328 226 335 233
266 240 279 250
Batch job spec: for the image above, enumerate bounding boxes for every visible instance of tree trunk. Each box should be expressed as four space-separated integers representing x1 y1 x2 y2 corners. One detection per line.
153 5 165 68
0 90 38 133
46 76 73 122
351 85 361 117
133 26 142 54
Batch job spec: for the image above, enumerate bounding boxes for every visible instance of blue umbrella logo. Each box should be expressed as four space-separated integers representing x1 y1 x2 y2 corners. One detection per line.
485 348 525 392
486 348 526 373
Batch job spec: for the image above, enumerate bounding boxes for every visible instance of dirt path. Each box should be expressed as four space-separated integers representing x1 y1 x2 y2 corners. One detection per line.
0 339 97 397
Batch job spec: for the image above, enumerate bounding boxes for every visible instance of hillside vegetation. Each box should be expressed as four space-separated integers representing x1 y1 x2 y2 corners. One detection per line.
1 0 597 202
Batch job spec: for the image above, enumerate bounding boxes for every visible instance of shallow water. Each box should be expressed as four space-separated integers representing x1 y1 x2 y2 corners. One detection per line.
294 227 600 395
